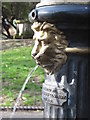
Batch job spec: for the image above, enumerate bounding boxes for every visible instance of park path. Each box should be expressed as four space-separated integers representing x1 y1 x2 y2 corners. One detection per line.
0 39 33 50
0 111 43 119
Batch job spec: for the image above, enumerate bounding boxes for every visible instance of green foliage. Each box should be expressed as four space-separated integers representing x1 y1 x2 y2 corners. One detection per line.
2 2 38 20
2 46 45 106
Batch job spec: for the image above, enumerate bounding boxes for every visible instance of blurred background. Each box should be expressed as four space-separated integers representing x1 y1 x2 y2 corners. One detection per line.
1 2 45 111
2 2 38 39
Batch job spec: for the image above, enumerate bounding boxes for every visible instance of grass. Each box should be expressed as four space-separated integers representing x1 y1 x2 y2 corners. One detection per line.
1 45 45 107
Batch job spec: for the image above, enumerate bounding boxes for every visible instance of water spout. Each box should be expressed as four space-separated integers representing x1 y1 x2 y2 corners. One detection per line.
10 65 38 119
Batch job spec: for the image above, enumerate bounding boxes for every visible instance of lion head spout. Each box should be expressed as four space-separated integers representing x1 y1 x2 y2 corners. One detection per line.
31 22 68 74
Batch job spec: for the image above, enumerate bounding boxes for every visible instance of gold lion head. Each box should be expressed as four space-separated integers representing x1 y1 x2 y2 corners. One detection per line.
31 22 68 74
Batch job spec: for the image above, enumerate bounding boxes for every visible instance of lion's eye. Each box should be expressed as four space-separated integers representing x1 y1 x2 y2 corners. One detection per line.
39 32 48 41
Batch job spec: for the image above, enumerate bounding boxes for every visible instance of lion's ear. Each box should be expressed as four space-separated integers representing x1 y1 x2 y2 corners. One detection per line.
31 22 42 31
40 22 47 30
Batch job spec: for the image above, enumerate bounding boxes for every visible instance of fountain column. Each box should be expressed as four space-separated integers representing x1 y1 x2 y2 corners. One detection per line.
29 0 89 119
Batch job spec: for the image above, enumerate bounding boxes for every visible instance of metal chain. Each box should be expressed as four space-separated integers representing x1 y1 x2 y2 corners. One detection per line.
1 106 44 111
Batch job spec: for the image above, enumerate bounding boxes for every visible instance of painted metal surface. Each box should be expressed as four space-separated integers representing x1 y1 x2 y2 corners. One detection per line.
29 2 89 119
29 4 88 26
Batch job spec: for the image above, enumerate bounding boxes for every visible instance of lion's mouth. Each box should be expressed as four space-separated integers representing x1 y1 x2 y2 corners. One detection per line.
42 64 53 68
35 58 53 67
35 60 41 65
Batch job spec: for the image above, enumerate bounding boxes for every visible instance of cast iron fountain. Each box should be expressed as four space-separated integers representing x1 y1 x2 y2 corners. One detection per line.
29 0 90 119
